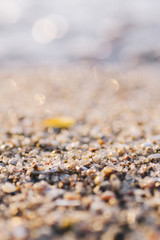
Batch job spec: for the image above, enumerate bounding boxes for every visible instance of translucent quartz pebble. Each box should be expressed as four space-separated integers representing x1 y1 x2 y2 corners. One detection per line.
2 182 16 193
148 153 160 161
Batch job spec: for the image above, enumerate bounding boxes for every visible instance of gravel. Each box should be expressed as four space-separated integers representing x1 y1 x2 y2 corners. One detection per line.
0 66 160 240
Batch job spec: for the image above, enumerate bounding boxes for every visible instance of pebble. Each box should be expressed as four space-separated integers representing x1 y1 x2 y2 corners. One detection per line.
55 199 81 207
101 191 115 201
148 153 160 161
102 166 114 176
141 142 153 148
2 182 16 193
46 188 64 200
12 226 28 240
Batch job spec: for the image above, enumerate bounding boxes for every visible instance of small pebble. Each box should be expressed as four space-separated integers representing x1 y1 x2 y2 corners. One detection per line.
148 153 160 161
2 182 16 193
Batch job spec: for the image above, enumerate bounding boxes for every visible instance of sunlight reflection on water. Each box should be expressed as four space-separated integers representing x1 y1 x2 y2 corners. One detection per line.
0 0 160 66
32 18 57 44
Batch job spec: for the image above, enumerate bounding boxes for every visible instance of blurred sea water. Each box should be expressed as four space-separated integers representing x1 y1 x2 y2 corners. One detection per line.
0 0 160 67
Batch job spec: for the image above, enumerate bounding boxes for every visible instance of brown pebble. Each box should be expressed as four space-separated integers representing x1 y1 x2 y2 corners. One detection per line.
102 166 114 176
101 191 115 201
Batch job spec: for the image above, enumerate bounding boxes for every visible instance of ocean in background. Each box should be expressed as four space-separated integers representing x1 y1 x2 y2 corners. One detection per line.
0 0 160 67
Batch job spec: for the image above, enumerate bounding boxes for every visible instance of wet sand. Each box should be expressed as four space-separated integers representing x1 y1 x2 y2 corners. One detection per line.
0 66 160 240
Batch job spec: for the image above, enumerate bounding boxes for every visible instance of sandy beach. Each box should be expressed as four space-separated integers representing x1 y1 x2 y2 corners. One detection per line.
0 66 160 239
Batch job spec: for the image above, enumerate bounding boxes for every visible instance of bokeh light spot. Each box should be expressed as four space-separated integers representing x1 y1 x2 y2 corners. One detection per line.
0 0 22 24
32 18 57 44
50 15 68 39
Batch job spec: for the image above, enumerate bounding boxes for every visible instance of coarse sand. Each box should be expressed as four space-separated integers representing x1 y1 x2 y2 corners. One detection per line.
0 66 160 240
